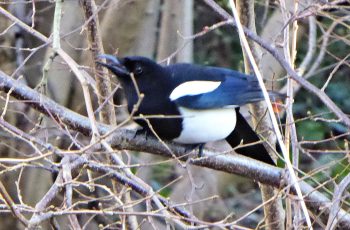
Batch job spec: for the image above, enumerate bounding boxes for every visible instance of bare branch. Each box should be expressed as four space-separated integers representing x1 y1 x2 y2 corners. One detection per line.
0 180 28 227
203 0 350 128
1 69 350 227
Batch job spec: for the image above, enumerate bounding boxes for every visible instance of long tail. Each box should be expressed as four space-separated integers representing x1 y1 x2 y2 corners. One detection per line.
225 110 275 165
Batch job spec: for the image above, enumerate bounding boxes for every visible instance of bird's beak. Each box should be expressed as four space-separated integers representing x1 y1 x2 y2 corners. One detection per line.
97 54 130 76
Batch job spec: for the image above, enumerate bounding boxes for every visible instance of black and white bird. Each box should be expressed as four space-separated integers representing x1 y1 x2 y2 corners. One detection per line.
98 55 281 165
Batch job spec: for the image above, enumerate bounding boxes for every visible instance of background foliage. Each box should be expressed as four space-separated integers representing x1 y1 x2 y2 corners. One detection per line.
0 0 349 229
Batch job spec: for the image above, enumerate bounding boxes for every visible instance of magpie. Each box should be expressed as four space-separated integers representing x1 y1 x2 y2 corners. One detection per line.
98 55 281 165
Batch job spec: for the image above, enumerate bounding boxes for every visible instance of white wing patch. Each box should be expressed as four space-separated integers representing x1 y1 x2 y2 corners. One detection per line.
169 81 221 101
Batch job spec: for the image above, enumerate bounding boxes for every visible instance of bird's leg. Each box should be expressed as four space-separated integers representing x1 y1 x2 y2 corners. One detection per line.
197 143 205 158
133 128 149 140
184 143 205 158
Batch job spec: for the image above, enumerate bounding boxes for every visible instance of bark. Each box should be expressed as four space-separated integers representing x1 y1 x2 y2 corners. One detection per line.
80 0 116 125
156 0 193 62
176 0 193 62
129 0 161 57
260 10 306 89
100 0 150 56
157 0 180 62
236 1 285 229
3 69 350 228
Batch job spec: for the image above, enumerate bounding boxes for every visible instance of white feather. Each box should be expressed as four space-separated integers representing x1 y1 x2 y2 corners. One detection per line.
169 81 221 101
173 107 236 144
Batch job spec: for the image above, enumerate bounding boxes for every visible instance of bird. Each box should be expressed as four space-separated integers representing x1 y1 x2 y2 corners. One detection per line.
98 55 282 165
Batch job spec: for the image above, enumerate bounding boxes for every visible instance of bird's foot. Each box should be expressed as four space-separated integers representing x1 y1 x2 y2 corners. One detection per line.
133 128 149 140
184 143 205 158
197 143 205 158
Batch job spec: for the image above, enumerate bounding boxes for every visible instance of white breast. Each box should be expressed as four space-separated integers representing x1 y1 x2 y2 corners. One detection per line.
173 107 237 144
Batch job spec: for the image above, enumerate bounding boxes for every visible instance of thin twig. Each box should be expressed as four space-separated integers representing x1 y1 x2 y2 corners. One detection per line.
321 53 350 91
297 16 317 75
202 1 350 128
62 156 82 230
52 0 63 50
1 68 350 226
227 0 312 228
80 0 117 125
2 4 349 128
0 180 28 227
326 167 350 229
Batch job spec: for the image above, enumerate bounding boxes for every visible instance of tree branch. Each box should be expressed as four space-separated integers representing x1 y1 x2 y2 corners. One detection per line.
203 0 350 128
1 68 350 228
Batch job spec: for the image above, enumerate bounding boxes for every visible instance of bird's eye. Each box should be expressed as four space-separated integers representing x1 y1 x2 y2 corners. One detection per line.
134 66 143 75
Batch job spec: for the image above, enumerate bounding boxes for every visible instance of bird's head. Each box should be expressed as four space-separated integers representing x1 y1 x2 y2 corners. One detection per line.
97 55 161 79
97 55 168 101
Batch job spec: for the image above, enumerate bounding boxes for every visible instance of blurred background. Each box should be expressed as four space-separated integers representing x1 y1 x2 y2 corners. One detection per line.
0 0 349 229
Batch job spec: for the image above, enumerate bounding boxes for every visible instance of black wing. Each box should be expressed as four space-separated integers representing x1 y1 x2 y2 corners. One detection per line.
168 65 280 109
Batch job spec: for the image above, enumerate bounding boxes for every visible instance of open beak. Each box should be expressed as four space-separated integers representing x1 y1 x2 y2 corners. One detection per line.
97 54 130 76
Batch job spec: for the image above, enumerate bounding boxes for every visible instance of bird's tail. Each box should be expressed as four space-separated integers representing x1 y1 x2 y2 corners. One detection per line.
238 90 285 105
225 110 276 165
